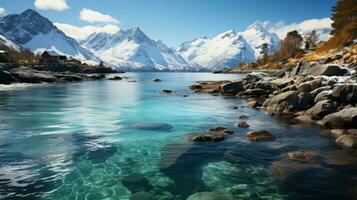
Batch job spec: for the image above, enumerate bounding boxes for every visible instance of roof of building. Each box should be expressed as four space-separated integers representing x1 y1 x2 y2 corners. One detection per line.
43 50 61 56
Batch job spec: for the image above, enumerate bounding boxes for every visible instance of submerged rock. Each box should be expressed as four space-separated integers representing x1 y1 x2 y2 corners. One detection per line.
208 126 233 134
152 78 162 82
238 114 250 119
335 135 357 148
87 145 117 163
160 89 173 94
236 121 250 128
246 130 276 141
326 150 357 166
130 191 154 200
129 123 173 131
121 173 153 193
287 151 317 162
187 192 233 200
187 133 226 143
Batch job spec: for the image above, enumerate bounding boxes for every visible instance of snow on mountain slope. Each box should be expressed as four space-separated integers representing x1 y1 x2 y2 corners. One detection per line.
82 27 199 71
0 9 98 62
241 22 280 58
0 34 21 51
177 30 255 70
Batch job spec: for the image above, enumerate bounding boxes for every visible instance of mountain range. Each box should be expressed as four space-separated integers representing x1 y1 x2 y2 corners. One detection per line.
0 9 331 71
0 9 98 64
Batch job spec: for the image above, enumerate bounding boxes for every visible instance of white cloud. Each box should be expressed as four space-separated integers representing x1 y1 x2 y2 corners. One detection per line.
0 7 6 15
54 23 120 40
261 18 332 39
34 0 69 11
79 8 119 24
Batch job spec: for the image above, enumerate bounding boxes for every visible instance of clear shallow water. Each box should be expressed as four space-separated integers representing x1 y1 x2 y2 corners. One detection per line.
0 73 356 200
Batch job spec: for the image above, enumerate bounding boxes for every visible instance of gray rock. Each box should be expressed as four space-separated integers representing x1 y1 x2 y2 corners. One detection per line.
331 84 357 104
0 68 16 84
270 78 294 90
263 91 313 113
220 81 243 95
240 88 268 97
10 67 58 83
305 100 337 118
318 107 357 129
310 86 331 99
308 64 349 76
297 79 322 92
314 90 332 103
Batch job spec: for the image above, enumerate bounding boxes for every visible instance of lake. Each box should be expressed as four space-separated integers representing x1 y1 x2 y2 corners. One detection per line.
0 73 355 200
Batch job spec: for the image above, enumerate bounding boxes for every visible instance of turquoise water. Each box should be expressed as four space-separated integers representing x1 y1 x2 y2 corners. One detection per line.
0 73 355 200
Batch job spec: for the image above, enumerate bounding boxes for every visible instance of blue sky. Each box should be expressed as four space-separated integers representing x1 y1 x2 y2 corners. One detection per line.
1 0 336 47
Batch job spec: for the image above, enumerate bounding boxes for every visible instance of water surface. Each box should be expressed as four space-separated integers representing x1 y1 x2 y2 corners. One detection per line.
0 73 355 200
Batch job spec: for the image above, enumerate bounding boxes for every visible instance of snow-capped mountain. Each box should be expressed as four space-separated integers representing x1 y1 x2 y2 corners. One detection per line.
177 30 256 70
0 34 21 51
241 22 280 58
81 27 199 71
0 9 98 63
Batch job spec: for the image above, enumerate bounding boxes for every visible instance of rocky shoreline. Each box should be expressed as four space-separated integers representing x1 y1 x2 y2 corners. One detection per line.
190 62 357 149
0 64 122 85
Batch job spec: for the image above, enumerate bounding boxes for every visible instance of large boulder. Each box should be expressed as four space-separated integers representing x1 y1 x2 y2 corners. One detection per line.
331 84 357 104
318 107 357 129
263 91 313 113
270 78 294 90
0 68 16 84
287 62 316 77
187 192 233 200
10 67 58 83
308 64 349 76
297 79 322 93
220 81 243 95
242 72 268 84
305 100 337 118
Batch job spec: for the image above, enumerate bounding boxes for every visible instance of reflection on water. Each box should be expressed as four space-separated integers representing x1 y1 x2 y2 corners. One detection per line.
0 73 356 200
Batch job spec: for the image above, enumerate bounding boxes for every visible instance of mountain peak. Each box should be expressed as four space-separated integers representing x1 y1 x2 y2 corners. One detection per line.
21 9 43 19
246 22 265 32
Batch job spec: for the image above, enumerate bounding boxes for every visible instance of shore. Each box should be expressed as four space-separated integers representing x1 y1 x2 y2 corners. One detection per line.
189 61 357 149
0 63 123 85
